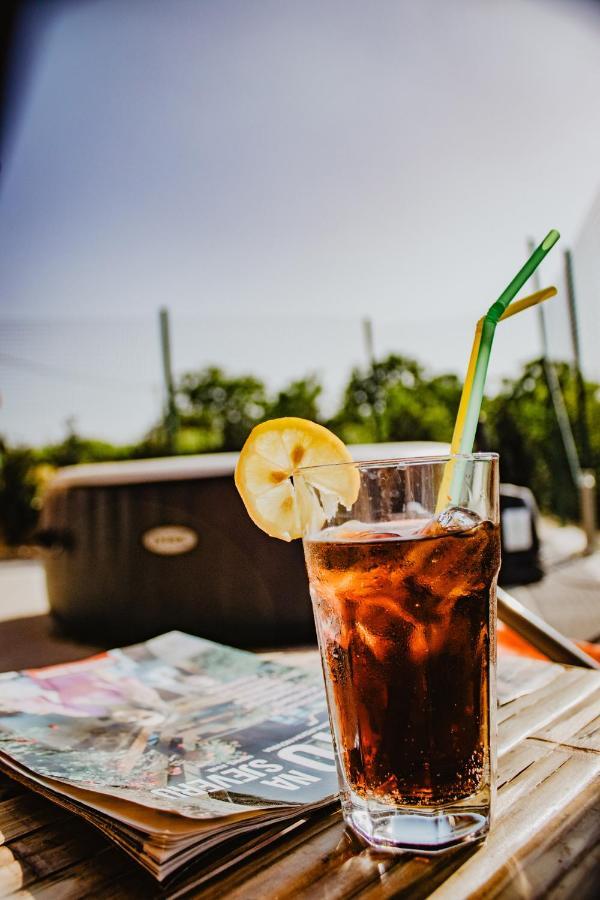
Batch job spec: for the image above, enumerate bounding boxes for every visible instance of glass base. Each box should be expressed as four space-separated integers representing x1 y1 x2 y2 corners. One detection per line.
343 794 490 853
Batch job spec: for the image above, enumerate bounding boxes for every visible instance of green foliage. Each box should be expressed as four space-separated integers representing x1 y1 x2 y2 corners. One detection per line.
0 440 40 546
173 427 220 455
175 370 325 450
484 359 600 522
268 376 322 422
1 356 599 550
176 367 270 451
37 419 135 467
329 355 461 445
0 420 142 550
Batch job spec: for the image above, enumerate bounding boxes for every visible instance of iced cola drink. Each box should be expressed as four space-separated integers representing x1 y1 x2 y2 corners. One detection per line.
301 454 500 851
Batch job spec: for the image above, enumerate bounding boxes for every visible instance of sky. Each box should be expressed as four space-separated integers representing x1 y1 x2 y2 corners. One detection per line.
1 0 600 444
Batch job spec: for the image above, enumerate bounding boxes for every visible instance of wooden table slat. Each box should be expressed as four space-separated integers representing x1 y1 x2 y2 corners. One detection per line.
427 756 600 899
496 734 556 791
499 778 600 900
498 667 599 753
0 794 67 844
0 783 20 804
9 846 147 900
193 810 344 900
9 818 110 885
0 657 599 899
0 845 30 898
531 687 600 750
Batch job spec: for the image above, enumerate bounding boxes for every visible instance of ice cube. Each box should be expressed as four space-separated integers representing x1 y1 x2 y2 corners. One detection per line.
404 508 498 603
421 506 481 536
438 506 481 531
356 621 396 662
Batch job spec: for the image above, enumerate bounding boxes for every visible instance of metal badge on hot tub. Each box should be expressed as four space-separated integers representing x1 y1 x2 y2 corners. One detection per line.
142 525 198 556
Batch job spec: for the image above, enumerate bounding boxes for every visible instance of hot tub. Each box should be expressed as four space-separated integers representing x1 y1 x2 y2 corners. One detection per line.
38 442 449 647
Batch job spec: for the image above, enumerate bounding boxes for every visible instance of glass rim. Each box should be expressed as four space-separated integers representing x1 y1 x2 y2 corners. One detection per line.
298 451 499 475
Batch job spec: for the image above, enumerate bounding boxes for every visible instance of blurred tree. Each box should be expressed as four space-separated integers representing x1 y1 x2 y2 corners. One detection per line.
268 376 322 421
134 422 190 458
0 439 39 546
176 366 269 451
484 359 600 521
39 418 133 466
40 417 84 467
2 357 599 551
329 355 460 445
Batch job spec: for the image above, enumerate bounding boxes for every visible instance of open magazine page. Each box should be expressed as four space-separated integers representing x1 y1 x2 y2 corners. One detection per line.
0 632 338 817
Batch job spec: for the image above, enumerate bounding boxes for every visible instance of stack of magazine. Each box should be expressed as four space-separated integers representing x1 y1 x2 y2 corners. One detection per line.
0 632 338 889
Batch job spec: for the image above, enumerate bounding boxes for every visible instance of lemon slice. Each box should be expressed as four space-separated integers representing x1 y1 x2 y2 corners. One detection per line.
235 417 360 541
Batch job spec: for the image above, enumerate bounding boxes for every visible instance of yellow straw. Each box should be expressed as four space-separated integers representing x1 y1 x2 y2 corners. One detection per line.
448 322 484 457
499 285 556 321
435 286 556 512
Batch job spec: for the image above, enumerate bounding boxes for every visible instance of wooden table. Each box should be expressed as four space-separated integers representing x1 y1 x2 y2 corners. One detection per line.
1 646 600 898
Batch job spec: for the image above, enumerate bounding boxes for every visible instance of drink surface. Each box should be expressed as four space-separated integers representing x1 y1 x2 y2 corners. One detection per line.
304 514 500 806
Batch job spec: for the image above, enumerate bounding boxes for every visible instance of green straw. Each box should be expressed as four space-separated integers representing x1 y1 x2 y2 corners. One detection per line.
449 229 560 503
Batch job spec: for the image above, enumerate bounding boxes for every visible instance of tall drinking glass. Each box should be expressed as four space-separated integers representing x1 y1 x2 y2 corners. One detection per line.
301 453 500 852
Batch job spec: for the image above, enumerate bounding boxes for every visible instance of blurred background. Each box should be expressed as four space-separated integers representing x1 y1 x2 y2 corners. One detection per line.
1 0 600 548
